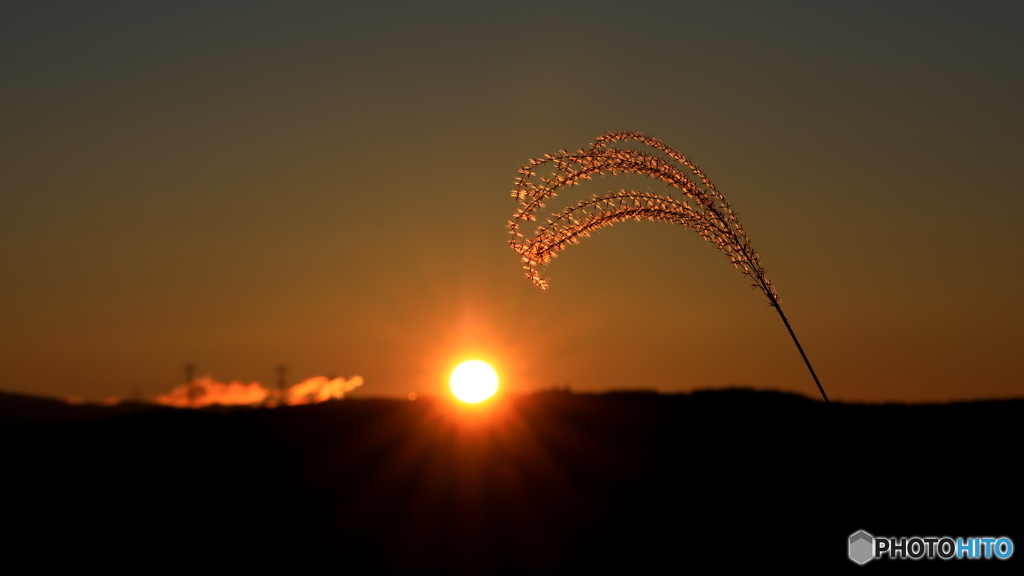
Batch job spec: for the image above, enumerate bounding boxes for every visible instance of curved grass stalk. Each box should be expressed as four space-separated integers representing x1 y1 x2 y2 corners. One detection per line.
508 131 829 403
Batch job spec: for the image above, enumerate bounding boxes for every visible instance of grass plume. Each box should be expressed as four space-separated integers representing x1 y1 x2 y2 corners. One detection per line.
508 131 829 403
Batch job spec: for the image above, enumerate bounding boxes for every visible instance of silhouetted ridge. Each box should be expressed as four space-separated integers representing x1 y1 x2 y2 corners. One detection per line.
4 390 1020 572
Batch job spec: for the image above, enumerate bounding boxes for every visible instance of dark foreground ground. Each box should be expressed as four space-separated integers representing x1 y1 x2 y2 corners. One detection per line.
3 389 1021 573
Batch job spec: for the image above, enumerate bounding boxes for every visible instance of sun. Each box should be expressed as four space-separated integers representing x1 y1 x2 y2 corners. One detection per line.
449 360 499 403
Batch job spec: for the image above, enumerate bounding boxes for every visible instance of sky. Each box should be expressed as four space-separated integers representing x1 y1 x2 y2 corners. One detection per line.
2 1 1022 403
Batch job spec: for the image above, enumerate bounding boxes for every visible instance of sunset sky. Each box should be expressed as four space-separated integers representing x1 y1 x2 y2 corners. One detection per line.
3 1 1022 403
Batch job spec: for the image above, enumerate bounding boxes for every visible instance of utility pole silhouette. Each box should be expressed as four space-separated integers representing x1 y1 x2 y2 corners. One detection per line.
184 363 197 407
276 365 287 407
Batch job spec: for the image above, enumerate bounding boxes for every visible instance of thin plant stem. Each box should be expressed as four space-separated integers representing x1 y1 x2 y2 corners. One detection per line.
772 302 829 403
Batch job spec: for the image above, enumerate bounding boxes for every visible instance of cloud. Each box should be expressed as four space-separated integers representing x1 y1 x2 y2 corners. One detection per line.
156 376 268 408
155 375 363 408
282 376 364 406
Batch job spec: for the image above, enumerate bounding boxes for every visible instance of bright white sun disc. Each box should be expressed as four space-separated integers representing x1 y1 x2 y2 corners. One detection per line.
449 360 499 403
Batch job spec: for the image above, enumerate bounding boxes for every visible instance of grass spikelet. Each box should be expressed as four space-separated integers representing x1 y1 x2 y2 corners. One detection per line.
507 132 829 403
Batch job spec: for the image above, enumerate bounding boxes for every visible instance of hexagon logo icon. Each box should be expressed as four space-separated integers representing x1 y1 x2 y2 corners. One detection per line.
849 530 874 565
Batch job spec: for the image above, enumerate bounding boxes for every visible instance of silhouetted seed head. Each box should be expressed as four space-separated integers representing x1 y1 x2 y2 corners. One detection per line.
508 131 778 303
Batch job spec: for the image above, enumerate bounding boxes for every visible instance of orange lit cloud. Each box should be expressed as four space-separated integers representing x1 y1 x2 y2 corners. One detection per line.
155 375 363 408
156 376 268 408
282 376 364 406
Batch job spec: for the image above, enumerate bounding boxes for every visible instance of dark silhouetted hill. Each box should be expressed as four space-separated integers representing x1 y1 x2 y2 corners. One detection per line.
0 390 166 423
3 389 1020 573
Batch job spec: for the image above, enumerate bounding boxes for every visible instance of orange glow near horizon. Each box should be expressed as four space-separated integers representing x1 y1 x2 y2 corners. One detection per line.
449 360 499 403
154 375 363 408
